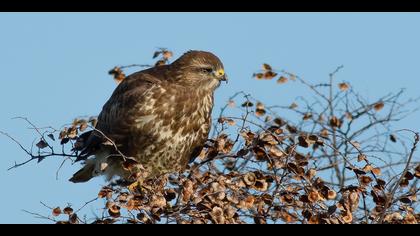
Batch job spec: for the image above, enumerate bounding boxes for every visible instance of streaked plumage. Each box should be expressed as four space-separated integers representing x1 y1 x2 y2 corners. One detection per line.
70 51 227 183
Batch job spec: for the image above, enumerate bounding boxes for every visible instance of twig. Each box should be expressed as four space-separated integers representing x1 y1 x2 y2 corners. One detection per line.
378 130 419 224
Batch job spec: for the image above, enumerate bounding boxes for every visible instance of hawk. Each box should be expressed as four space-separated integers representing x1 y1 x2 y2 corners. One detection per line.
69 50 227 183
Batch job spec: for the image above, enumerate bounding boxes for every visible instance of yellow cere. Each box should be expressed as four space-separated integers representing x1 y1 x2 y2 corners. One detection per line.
217 69 225 77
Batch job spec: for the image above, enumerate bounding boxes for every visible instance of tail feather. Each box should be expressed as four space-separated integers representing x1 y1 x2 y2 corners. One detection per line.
69 163 95 183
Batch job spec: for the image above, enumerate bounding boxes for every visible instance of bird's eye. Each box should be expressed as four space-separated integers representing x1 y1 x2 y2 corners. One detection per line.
201 68 213 74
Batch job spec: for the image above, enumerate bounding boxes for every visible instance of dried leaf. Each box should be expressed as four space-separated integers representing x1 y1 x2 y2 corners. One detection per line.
298 136 309 148
362 164 373 173
399 197 412 204
226 119 236 126
277 76 288 84
255 108 266 117
36 139 48 149
253 73 264 80
47 134 55 141
262 63 272 71
345 112 353 121
338 82 350 91
372 167 381 176
69 213 79 224
227 100 236 108
52 207 62 217
404 171 414 180
327 190 337 200
273 117 285 127
360 176 373 185
63 207 73 215
389 134 397 143
241 101 254 107
415 164 420 178
308 191 320 203
329 116 342 129
155 59 166 67
320 128 329 138
162 50 173 59
263 71 277 80
60 138 70 145
357 154 366 162
289 102 298 109
79 122 88 132
152 51 161 59
302 113 313 121
374 102 384 111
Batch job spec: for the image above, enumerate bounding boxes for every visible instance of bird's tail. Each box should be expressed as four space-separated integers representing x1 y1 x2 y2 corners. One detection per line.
69 162 95 183
69 150 110 183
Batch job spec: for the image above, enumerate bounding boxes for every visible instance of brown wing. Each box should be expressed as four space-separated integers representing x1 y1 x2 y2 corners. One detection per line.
77 69 164 159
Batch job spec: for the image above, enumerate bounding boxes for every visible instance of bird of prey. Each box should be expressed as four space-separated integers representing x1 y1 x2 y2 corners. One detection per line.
69 50 227 183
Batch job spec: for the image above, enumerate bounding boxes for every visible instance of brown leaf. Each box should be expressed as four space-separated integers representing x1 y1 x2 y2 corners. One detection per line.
390 134 397 143
89 116 98 127
98 187 113 199
226 119 236 126
306 168 317 179
253 146 267 161
262 63 272 71
67 127 78 139
362 164 373 173
152 51 161 59
108 204 121 218
302 113 313 121
298 136 309 148
63 207 73 215
277 76 288 84
404 171 414 180
69 213 79 224
345 112 353 121
400 178 410 188
154 59 166 67
289 102 298 109
329 116 342 129
308 191 320 203
162 50 173 59
263 71 277 80
360 175 373 185
255 108 266 117
341 212 353 224
399 197 412 204
254 179 268 192
47 134 55 141
253 73 264 80
371 167 381 176
36 139 48 149
327 190 337 200
286 124 297 134
320 128 329 138
415 164 420 178
243 172 257 186
338 82 350 91
357 154 366 162
241 101 254 107
227 100 236 108
273 117 285 127
52 207 62 216
79 122 88 132
373 102 384 111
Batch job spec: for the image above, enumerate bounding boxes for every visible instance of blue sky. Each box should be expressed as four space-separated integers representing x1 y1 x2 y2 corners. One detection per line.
0 13 419 223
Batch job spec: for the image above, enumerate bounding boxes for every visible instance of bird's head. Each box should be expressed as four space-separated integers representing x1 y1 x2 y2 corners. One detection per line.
171 50 227 90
